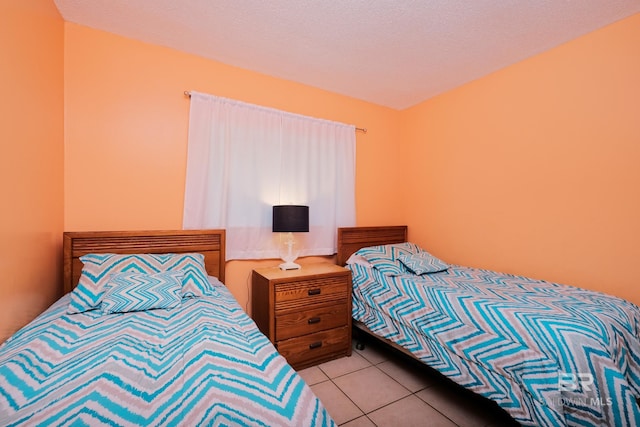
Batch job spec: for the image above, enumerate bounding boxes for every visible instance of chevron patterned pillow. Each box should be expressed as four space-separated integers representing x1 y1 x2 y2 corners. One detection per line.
398 252 449 275
100 272 183 314
69 253 217 314
166 253 218 298
356 242 424 275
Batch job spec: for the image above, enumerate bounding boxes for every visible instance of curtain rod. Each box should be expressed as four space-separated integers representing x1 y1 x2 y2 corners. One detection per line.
184 90 367 133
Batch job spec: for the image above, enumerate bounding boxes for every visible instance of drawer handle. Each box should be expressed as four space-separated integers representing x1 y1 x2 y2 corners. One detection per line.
308 289 321 296
308 317 321 324
309 341 323 350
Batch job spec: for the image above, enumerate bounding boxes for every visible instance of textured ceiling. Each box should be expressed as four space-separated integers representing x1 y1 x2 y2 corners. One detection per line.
53 0 640 110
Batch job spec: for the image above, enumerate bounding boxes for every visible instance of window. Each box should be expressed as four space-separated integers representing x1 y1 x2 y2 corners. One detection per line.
183 92 356 260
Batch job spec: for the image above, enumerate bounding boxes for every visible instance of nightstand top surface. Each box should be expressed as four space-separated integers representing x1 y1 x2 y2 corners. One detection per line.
253 263 348 280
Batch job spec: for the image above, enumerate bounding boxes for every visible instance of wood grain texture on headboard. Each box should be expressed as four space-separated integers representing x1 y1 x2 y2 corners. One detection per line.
336 226 407 265
63 229 226 294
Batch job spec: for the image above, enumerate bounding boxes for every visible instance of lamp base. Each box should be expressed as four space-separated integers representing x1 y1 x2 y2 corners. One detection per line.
279 261 301 270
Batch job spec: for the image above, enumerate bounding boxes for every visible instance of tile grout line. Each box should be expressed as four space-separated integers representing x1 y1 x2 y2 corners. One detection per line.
324 348 464 427
317 363 369 425
359 348 465 426
321 356 417 426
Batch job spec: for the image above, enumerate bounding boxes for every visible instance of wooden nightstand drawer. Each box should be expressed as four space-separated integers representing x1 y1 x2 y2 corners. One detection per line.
277 326 350 369
275 276 349 311
276 302 349 341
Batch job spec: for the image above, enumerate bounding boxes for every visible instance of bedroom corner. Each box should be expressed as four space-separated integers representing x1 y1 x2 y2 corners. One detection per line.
0 1 64 343
401 13 640 307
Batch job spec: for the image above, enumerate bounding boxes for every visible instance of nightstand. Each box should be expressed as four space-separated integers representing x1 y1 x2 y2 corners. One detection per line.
251 263 352 369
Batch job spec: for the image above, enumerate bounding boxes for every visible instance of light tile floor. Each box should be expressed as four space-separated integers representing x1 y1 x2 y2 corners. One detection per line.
297 338 519 427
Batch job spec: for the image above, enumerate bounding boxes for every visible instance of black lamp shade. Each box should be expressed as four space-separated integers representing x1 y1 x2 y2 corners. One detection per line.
272 205 309 232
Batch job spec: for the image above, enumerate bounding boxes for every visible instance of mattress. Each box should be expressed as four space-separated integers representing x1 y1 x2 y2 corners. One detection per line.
0 286 334 426
348 262 640 427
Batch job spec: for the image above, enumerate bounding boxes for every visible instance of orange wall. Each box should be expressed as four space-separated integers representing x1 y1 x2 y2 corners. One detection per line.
64 23 404 309
402 13 640 305
0 1 64 342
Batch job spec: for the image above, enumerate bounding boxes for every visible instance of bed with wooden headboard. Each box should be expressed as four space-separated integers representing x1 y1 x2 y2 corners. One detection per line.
63 229 226 293
336 225 410 351
1 228 334 426
336 225 640 427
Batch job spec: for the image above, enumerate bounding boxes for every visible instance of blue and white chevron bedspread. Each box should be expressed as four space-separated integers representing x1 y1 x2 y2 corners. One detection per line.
0 288 334 426
349 263 640 427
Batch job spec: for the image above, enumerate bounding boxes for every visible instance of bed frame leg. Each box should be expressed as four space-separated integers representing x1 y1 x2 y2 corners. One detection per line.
352 326 367 350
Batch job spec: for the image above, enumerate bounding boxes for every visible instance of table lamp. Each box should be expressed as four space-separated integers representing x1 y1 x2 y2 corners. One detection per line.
272 205 309 270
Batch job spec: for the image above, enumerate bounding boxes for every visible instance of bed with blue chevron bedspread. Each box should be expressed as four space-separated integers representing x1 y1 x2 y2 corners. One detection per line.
0 286 334 426
348 262 640 427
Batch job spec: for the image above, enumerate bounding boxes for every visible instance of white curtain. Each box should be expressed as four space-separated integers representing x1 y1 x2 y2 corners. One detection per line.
183 92 356 260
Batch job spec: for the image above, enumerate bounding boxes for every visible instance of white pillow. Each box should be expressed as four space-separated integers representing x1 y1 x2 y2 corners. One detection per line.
346 253 372 267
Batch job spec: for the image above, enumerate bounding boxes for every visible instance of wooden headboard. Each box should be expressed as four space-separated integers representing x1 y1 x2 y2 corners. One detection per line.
336 226 408 265
63 229 226 293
